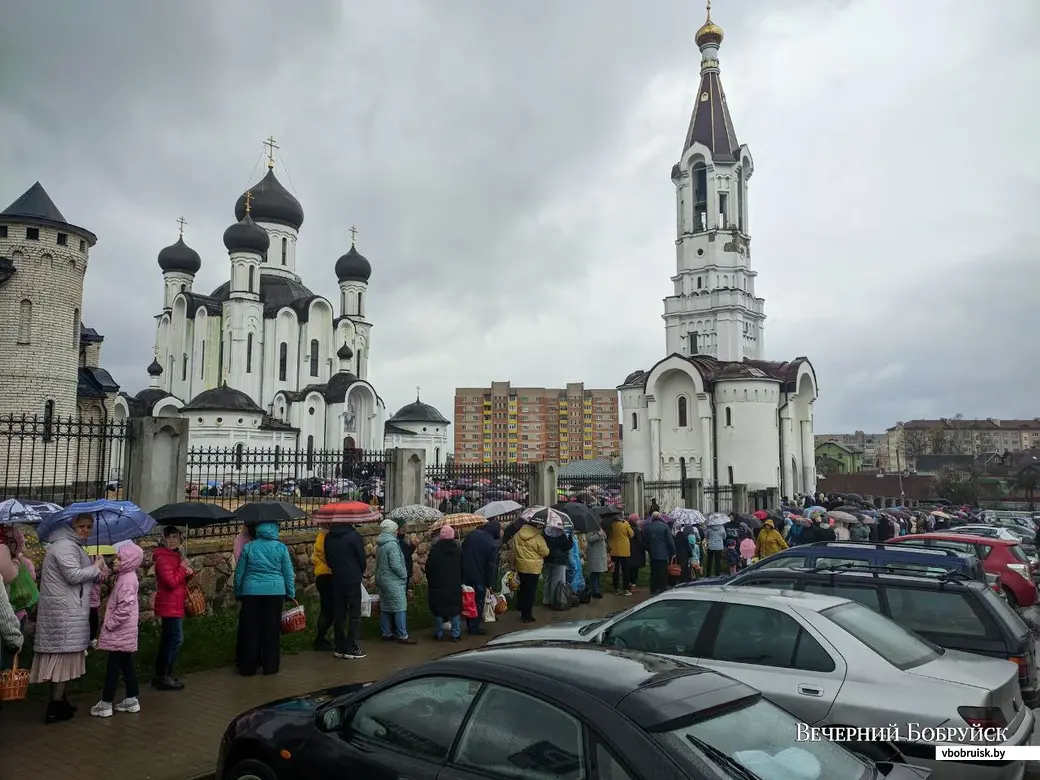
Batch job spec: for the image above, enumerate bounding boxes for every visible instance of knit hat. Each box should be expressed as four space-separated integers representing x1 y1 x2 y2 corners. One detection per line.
439 525 455 540
379 519 398 534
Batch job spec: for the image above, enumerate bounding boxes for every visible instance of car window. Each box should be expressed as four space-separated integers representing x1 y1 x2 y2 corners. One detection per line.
594 742 637 780
754 554 809 570
351 676 480 759
978 586 1030 637
801 582 882 613
885 589 996 639
737 578 794 590
707 604 835 672
603 599 712 657
814 556 871 570
822 602 940 670
454 685 585 780
928 540 974 555
1009 545 1029 563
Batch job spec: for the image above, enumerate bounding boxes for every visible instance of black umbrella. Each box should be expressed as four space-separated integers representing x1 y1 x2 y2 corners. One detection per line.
553 502 599 533
594 505 622 527
234 501 308 525
151 502 236 529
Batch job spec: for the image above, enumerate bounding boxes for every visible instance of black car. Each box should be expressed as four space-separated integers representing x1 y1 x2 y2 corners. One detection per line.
216 643 928 780
723 565 1040 707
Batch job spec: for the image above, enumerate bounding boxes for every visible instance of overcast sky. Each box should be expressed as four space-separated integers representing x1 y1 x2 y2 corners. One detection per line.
2 0 1037 437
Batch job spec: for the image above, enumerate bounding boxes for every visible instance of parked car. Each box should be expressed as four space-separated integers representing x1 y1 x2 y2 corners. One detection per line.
684 541 987 587
946 525 1039 572
491 586 1034 780
888 533 1038 608
712 565 1040 708
214 643 921 780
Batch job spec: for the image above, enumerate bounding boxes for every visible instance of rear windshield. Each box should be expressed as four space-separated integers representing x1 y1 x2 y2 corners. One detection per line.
1009 545 1029 563
822 601 941 670
977 586 1030 638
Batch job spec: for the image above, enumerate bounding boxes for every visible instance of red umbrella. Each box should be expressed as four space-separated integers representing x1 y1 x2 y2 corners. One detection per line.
752 510 769 521
314 501 381 525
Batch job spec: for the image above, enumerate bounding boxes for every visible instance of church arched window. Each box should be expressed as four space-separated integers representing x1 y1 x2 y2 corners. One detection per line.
340 291 346 314
356 348 363 375
358 291 364 316
72 307 80 349
17 299 32 344
246 334 253 374
42 400 54 441
728 465 734 485
309 339 319 377
306 435 314 471
631 412 638 431
200 341 206 379
234 442 244 471
273 445 281 470
248 265 255 293
278 342 287 381
281 237 287 265
725 406 732 427
435 447 441 466
677 396 688 428
181 353 188 381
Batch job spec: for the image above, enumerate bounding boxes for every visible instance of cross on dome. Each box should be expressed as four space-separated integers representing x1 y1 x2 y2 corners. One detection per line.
263 136 279 170
176 216 187 237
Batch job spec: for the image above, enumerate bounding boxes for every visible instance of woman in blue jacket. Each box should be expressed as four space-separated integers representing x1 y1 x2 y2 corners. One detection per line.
234 521 295 676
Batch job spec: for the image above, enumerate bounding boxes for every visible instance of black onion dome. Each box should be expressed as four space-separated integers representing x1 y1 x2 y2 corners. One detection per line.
337 343 354 360
390 400 450 425
223 213 270 255
157 236 202 274
182 382 264 413
335 245 371 282
234 170 304 230
146 358 164 377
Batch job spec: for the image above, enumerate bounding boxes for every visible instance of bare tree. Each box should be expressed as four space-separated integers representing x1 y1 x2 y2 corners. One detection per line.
901 429 929 465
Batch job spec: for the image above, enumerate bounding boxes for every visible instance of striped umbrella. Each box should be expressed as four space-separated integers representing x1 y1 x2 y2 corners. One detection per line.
0 499 43 525
430 513 487 533
314 501 382 525
520 506 570 529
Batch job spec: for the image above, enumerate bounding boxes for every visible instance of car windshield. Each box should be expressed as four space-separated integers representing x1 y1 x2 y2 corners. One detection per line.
822 601 941 670
655 698 874 780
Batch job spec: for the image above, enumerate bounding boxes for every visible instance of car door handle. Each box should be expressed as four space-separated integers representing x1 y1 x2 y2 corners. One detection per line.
798 685 824 697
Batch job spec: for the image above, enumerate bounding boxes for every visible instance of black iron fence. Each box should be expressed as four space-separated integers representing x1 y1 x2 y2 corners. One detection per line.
704 484 733 514
643 480 685 514
185 445 390 510
556 474 623 508
424 461 532 512
187 515 321 540
0 414 128 503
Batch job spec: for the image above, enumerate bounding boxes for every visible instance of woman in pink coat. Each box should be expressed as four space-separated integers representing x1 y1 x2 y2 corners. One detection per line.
90 541 144 718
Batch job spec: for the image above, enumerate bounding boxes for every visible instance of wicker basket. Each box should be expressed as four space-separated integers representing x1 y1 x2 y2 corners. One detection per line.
280 600 307 635
0 655 30 702
184 588 206 617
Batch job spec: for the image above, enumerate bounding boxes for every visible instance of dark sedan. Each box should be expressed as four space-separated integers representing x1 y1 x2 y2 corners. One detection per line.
216 642 928 780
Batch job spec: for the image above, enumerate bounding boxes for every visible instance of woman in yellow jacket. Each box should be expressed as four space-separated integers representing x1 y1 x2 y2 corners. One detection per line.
312 530 334 651
755 519 789 559
608 516 635 596
512 524 549 623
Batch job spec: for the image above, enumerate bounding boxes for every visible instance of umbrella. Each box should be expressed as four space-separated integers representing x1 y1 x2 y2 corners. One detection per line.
39 499 156 545
842 493 865 503
669 508 706 526
827 510 860 525
150 502 235 528
387 504 443 525
20 499 64 519
930 510 952 520
430 513 487 533
752 510 769 521
0 499 42 525
234 501 307 525
706 512 728 527
83 545 117 557
475 500 523 519
520 506 570 529
314 501 382 525
552 502 599 533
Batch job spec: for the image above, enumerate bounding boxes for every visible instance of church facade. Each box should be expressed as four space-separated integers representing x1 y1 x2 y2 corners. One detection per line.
128 147 387 453
619 10 818 498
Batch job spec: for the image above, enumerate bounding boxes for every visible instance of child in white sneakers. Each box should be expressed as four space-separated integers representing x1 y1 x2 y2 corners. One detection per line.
90 541 144 718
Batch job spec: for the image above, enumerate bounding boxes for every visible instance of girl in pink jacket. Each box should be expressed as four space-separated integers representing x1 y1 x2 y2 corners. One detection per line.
90 541 144 718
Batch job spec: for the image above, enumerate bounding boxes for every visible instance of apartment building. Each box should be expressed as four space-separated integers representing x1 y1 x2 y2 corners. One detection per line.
887 418 1040 468
814 431 888 469
454 381 620 464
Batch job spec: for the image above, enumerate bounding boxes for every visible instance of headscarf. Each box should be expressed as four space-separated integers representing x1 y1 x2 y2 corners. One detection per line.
438 525 455 541
628 513 639 522
379 519 398 534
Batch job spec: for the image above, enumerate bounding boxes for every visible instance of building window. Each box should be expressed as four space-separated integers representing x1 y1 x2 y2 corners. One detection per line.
358 291 364 316
697 276 702 290
728 465 734 485
72 307 79 347
631 412 638 430
725 406 732 427
42 400 54 441
234 443 244 470
25 227 39 241
200 341 206 379
181 352 188 381
306 435 314 470
718 192 729 229
688 332 699 355
356 348 363 375
0 226 6 238
79 239 86 252
340 291 346 313
246 333 253 373
273 445 281 470
247 265 255 293
737 168 744 231
56 232 67 246
169 353 175 377
281 237 287 265
17 299 31 344
677 396 688 428
278 342 287 381
309 338 319 377
218 336 224 378
435 447 441 466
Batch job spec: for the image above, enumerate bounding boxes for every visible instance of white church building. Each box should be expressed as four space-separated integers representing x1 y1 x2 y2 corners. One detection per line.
619 9 819 499
127 147 390 452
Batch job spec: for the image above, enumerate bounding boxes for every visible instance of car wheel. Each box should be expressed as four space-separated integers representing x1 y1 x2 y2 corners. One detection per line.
1003 585 1019 608
227 758 279 780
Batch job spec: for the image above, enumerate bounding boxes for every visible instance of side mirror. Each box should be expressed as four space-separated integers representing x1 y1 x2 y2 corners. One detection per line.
317 706 346 733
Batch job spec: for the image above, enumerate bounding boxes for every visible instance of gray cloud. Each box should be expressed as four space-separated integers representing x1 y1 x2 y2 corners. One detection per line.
1 0 1037 437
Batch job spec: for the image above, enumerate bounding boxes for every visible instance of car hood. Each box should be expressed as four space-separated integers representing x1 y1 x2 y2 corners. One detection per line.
877 762 932 779
490 619 598 646
227 682 370 739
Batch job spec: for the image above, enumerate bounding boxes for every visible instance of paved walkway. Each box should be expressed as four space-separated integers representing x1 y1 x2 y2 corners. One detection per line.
0 593 639 780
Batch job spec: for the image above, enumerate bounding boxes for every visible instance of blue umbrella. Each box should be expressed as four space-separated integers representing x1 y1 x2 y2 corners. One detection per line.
0 499 42 524
22 499 65 518
38 499 156 545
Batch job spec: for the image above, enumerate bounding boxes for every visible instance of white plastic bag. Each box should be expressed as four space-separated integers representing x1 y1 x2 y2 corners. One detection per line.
360 583 372 618
483 591 497 623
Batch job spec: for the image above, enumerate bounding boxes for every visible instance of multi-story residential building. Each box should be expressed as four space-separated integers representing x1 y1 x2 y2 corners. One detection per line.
887 418 1040 469
815 431 888 469
453 382 620 464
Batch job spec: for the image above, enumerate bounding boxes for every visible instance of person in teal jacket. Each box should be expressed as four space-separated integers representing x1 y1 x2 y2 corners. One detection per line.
234 522 295 676
375 519 416 644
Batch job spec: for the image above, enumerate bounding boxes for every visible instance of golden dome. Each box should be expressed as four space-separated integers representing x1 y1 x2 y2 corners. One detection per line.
695 2 724 48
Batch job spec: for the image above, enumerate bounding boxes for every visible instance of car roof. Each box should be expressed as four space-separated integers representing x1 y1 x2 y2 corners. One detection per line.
434 643 751 713
798 541 968 558
737 567 985 590
899 532 1015 546
669 584 851 611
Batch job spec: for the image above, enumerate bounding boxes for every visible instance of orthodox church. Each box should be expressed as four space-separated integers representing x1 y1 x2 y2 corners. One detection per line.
619 8 819 499
128 144 387 452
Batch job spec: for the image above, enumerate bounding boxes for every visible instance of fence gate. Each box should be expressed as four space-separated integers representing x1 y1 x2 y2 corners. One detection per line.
703 484 733 514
